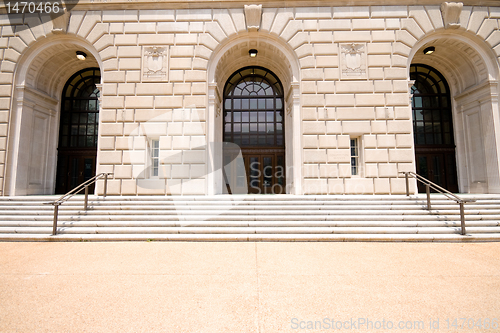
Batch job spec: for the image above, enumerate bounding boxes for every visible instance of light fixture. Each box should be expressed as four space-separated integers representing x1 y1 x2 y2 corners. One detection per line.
249 49 258 58
423 46 435 55
76 51 87 60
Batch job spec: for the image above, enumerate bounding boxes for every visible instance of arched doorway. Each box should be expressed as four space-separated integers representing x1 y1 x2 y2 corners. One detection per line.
410 64 458 193
55 68 100 194
223 66 285 194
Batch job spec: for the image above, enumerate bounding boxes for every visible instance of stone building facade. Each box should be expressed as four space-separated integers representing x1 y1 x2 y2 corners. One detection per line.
0 0 499 196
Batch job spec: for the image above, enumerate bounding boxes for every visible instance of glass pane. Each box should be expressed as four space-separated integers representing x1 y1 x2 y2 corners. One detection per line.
418 156 428 178
236 158 245 187
267 111 274 122
258 99 266 109
263 157 272 187
276 112 283 122
414 97 422 108
276 123 283 133
70 158 79 188
250 112 257 122
433 156 442 185
415 110 423 121
88 100 97 111
234 99 241 109
444 133 452 145
250 99 257 109
242 99 249 109
267 124 274 134
234 112 241 122
242 112 249 122
86 136 94 147
426 133 433 144
242 123 249 133
249 158 260 189
442 97 448 108
258 111 265 122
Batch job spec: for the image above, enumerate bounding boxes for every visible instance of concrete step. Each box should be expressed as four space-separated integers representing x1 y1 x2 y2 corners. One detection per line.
1 233 499 242
0 194 498 242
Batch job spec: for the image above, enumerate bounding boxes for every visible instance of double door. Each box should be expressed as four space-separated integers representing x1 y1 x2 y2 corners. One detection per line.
55 151 96 194
415 148 458 193
223 148 285 194
244 150 285 194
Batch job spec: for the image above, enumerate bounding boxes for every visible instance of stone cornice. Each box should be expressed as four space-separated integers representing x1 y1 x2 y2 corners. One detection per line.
1 0 495 11
454 80 498 107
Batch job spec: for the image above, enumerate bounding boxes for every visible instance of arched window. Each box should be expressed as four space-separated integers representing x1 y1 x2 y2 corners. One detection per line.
410 64 458 192
223 66 284 147
59 68 100 148
410 64 453 146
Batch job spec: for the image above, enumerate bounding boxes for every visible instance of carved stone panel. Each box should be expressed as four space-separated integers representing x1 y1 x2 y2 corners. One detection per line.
142 46 168 81
340 43 367 80
244 4 262 32
441 2 463 29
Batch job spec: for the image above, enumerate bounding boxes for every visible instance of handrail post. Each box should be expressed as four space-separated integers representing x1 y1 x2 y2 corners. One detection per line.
459 202 466 235
405 172 409 196
104 173 108 197
52 204 59 236
426 184 431 210
84 185 89 210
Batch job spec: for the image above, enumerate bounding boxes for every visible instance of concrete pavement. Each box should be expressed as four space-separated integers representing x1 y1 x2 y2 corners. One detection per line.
0 242 499 332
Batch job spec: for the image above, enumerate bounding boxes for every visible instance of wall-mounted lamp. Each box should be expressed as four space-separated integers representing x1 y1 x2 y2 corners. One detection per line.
249 49 258 58
76 51 87 60
423 46 435 55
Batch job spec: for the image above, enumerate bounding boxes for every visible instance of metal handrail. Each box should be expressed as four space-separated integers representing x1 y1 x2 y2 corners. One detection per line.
46 172 113 235
400 171 474 235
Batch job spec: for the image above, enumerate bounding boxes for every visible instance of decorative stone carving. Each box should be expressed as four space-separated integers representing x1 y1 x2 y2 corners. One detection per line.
441 2 463 29
340 43 367 80
142 46 168 81
50 9 69 34
244 4 262 32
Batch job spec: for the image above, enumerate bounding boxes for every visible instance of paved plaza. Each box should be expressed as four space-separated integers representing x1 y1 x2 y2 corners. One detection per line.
0 242 499 332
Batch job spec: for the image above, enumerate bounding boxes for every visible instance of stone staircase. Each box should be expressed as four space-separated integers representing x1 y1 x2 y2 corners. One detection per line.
0 194 499 242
